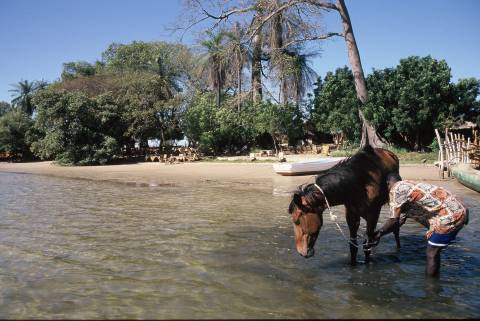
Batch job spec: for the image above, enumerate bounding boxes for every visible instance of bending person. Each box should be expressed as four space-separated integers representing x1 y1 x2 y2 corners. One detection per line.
374 173 469 277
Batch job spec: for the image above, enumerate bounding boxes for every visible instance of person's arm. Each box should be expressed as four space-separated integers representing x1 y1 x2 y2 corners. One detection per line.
425 217 437 240
373 207 402 242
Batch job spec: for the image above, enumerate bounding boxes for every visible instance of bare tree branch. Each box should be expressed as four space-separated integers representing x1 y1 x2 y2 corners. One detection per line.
190 0 339 37
193 0 256 22
282 32 344 47
174 15 212 42
243 0 339 45
303 0 338 11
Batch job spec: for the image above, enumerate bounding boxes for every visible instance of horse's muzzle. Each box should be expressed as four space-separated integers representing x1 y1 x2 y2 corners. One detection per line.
300 247 315 258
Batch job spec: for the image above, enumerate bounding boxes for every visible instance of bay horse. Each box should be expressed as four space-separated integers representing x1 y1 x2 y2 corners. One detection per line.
288 145 399 265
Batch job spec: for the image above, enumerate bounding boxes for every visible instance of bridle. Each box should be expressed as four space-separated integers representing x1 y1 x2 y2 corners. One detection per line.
294 182 367 250
313 183 337 221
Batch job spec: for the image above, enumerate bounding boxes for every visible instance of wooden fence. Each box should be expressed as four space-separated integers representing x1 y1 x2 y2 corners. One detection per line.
435 128 479 178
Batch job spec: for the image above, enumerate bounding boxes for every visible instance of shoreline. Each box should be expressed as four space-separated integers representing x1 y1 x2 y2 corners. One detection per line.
0 161 444 188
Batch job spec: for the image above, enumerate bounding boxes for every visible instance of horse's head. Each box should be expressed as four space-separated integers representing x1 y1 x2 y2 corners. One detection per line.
288 184 326 258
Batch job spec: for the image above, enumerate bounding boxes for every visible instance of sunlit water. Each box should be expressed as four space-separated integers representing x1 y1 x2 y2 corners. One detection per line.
0 171 479 319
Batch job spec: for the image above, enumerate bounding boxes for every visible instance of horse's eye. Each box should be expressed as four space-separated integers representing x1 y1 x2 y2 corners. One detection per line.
293 213 302 225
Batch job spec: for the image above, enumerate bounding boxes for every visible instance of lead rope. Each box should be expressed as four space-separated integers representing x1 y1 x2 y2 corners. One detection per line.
313 183 364 250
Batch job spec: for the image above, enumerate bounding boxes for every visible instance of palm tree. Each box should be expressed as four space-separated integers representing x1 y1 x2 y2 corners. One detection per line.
263 0 310 104
198 30 228 107
9 79 46 115
266 0 288 103
225 22 250 111
283 50 318 106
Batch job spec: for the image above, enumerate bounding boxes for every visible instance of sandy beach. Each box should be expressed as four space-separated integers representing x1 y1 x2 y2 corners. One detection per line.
0 159 442 187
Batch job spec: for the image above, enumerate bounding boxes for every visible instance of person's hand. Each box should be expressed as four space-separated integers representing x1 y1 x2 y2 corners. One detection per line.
425 230 434 240
371 229 382 246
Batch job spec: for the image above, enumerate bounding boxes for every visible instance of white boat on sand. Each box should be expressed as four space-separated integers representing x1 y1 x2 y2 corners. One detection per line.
273 157 347 176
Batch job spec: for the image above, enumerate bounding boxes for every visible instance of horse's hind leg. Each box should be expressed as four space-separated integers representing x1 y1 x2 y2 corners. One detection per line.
346 207 360 266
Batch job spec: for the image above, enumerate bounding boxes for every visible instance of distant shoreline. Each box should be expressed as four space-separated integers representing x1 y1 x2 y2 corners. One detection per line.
0 161 443 189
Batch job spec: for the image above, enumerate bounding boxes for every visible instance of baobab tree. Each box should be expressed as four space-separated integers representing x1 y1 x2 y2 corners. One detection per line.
179 0 387 147
335 0 386 147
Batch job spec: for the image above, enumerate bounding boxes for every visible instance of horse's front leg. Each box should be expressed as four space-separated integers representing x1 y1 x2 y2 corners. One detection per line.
345 207 360 266
364 205 381 263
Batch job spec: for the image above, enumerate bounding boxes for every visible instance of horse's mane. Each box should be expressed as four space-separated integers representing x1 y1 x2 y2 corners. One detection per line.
288 145 383 213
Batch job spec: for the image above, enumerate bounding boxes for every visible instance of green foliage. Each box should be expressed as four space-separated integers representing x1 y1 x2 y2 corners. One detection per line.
95 93 128 145
61 61 97 80
329 148 358 157
0 110 33 156
392 56 451 148
9 80 46 115
309 56 479 151
31 90 120 165
450 78 480 124
101 41 193 91
102 41 162 71
0 101 12 117
181 93 304 154
29 68 186 165
253 101 304 147
364 56 477 150
116 72 182 146
6 40 479 164
198 30 229 106
362 68 397 140
181 93 256 154
391 148 437 164
309 67 362 143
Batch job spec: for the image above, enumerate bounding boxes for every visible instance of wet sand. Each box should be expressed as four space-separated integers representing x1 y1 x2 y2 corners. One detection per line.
0 160 442 187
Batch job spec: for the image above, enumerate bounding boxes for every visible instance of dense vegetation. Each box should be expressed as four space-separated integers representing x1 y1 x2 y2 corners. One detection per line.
1 40 478 164
310 57 480 150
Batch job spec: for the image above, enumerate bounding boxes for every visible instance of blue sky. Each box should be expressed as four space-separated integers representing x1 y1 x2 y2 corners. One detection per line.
0 0 479 103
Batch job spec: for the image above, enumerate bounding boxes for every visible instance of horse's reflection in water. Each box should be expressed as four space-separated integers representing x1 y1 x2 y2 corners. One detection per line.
288 145 399 265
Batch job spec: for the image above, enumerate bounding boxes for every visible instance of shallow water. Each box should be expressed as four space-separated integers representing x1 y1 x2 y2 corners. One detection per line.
0 172 479 319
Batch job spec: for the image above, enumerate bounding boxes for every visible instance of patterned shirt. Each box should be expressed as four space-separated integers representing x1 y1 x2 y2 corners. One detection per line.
389 180 466 234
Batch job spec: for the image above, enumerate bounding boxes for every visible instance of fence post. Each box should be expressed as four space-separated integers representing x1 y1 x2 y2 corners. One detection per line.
444 129 451 177
435 129 444 179
467 137 471 163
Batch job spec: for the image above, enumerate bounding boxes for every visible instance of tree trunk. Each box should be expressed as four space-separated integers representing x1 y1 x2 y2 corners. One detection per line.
216 73 221 107
237 62 242 112
252 32 263 104
336 0 387 148
281 78 289 104
415 130 421 151
160 127 166 148
272 7 288 104
271 134 278 155
295 83 301 107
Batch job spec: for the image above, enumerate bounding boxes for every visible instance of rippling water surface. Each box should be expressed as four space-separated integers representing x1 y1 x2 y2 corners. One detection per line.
0 172 479 319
